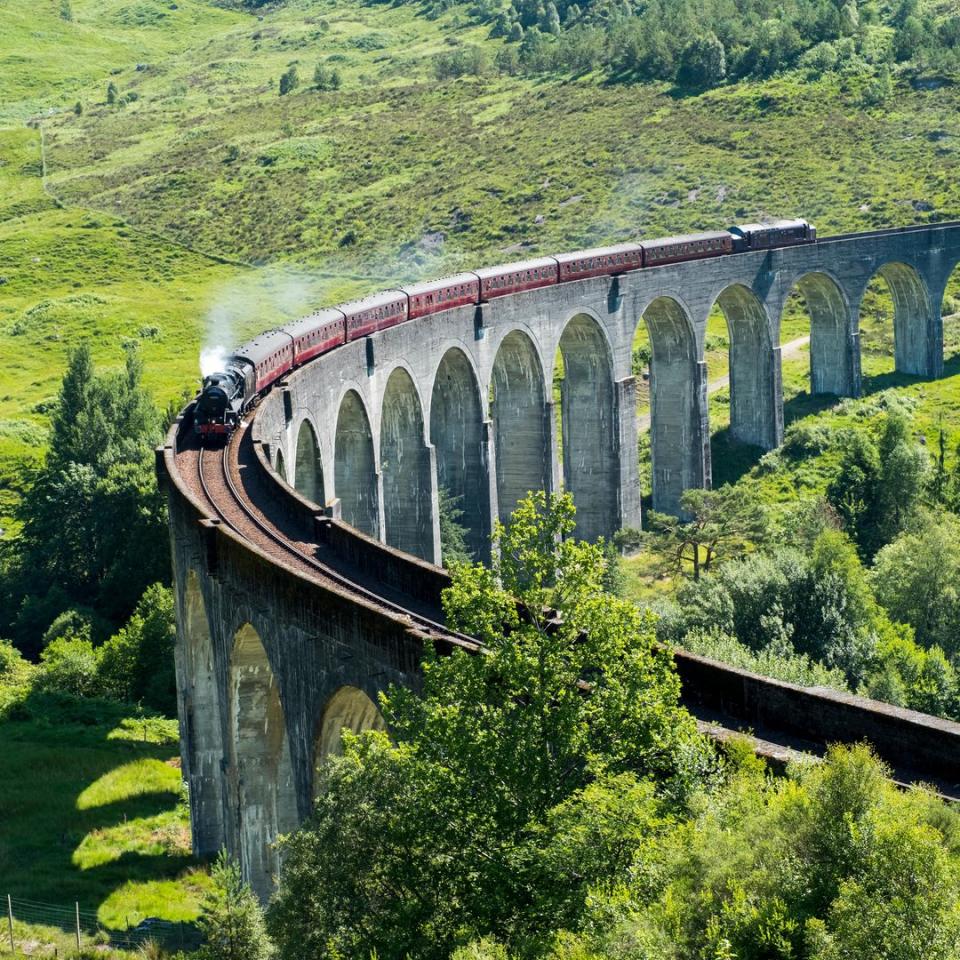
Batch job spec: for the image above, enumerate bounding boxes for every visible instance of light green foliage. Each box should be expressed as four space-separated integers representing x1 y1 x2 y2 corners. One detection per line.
196 851 273 960
652 745 960 960
270 493 705 959
644 485 767 580
98 583 176 713
681 628 850 692
37 634 101 697
871 511 960 658
0 701 205 932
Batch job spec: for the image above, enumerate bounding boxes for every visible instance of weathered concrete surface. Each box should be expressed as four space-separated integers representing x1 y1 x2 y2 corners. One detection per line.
168 223 960 896
260 224 960 546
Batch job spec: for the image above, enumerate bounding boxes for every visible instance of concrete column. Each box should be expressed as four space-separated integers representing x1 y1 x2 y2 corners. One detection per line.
650 358 709 515
175 569 226 858
695 359 712 493
482 418 498 560
334 391 379 538
426 444 442 565
615 376 642 532
491 331 550 525
430 349 492 562
546 399 562 500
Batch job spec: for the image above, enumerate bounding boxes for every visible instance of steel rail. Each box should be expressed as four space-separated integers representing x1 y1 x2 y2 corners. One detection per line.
196 433 478 650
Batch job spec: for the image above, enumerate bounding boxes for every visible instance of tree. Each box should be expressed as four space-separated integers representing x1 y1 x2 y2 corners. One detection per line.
197 851 273 960
7 344 166 651
827 412 927 560
278 66 299 96
98 583 176 712
60 0 72 21
871 512 960 658
644 484 766 581
676 32 726 88
269 492 704 959
106 81 118 105
73 100 82 115
312 63 341 91
437 486 472 566
507 21 524 41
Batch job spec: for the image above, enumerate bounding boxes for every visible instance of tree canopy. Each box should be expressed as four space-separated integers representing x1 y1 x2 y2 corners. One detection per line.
269 492 706 959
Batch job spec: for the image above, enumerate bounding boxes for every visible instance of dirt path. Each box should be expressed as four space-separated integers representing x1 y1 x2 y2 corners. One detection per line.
637 334 810 431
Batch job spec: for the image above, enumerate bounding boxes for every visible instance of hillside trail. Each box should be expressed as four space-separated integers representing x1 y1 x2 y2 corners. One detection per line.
637 334 810 432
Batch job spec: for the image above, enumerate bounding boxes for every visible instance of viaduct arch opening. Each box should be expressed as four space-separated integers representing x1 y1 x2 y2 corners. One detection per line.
860 262 938 382
555 314 618 542
490 330 551 525
229 623 297 900
430 348 490 562
293 418 325 506
334 390 379 538
180 570 224 857
275 448 287 483
944 262 960 367
711 285 780 451
312 686 386 796
786 273 856 398
380 368 434 560
642 297 705 515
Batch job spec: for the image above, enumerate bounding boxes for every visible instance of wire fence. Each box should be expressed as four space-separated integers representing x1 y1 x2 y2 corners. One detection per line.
4 894 201 955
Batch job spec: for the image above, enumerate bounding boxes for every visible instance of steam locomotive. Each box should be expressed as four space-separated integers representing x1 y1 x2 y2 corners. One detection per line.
194 218 815 440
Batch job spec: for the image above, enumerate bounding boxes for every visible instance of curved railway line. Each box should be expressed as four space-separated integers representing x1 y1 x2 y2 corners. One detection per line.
182 412 479 653
166 408 960 801
162 219 960 864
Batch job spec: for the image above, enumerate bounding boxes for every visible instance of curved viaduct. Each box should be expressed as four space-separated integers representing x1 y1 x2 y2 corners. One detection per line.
162 223 960 898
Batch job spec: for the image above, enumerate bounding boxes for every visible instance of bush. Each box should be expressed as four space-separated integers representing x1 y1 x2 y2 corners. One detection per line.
37 635 101 698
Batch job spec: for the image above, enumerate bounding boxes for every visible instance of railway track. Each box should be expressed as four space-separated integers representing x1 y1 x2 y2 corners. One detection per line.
191 422 478 651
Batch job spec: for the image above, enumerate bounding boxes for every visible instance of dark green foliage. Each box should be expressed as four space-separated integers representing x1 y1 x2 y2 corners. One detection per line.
59 0 72 21
827 409 927 560
312 63 341 91
434 44 489 79
871 512 960 659
196 851 273 960
106 81 117 105
269 493 705 959
438 485 472 566
676 33 726 88
278 65 299 96
672 530 880 683
4 344 167 655
443 0 960 84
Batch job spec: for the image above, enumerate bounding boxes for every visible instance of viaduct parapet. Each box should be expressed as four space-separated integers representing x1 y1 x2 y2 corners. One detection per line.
163 223 960 898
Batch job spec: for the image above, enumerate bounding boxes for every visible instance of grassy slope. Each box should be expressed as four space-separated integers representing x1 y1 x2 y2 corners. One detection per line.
4 0 960 926
0 705 209 937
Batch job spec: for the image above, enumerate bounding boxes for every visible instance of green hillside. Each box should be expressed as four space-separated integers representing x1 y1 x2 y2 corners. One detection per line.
4 0 960 939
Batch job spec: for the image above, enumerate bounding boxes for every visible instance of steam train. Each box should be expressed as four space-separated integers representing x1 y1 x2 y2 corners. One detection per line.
194 218 816 440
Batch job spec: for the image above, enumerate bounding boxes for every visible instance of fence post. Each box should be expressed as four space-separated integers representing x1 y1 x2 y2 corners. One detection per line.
6 894 13 954
74 903 80 953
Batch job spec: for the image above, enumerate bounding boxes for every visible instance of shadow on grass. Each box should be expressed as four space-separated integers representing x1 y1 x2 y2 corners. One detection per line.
1 690 203 944
710 429 765 487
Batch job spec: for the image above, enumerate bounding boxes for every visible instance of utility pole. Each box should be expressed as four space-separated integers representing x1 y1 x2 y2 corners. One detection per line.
6 895 14 954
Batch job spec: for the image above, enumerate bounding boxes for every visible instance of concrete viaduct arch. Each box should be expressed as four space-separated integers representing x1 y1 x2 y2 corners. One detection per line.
165 223 960 897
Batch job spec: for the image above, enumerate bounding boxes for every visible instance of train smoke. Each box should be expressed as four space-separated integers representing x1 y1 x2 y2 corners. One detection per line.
197 244 460 379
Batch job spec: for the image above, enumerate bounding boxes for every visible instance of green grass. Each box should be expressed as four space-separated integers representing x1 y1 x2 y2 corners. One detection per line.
0 701 210 940
4 0 960 923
